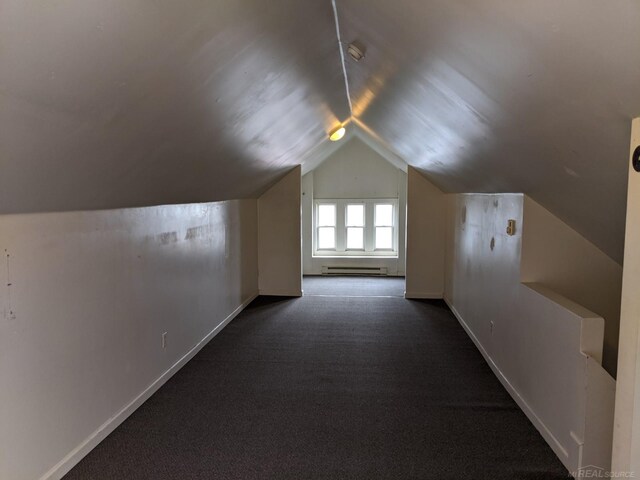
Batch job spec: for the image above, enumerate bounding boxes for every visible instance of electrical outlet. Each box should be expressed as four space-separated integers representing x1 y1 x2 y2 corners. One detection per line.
162 332 168 349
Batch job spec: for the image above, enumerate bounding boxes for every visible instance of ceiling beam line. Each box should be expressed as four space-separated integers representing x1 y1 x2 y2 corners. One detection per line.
331 0 353 117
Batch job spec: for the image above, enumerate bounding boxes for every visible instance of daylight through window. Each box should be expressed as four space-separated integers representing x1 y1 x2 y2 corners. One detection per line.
314 199 398 256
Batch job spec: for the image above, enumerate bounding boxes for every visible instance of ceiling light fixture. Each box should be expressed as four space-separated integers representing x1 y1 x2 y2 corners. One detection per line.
347 42 365 62
329 126 346 141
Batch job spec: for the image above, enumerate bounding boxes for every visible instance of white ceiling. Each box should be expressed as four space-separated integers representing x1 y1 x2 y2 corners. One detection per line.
0 0 349 212
1 1 639 261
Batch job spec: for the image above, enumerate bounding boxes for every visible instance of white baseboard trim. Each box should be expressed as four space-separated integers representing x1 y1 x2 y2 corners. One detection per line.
404 291 443 299
443 298 571 471
259 289 303 297
41 293 258 480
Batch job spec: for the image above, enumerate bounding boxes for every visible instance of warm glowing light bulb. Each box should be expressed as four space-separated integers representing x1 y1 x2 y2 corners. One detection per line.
329 126 346 141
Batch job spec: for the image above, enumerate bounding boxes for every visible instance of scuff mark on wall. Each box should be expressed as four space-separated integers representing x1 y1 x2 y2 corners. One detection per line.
5 249 16 321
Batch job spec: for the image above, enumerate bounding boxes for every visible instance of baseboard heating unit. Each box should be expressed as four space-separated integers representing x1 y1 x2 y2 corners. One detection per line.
321 266 388 276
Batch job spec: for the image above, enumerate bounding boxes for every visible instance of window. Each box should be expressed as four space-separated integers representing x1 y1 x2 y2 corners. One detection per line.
375 204 394 250
346 204 364 250
316 203 336 250
314 199 398 256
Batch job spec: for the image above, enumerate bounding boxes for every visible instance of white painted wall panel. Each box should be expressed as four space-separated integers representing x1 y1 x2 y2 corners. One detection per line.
585 356 617 474
444 193 615 474
612 118 640 476
301 171 315 276
312 137 401 199
446 194 524 357
258 166 302 296
521 196 622 376
0 200 258 480
405 167 445 298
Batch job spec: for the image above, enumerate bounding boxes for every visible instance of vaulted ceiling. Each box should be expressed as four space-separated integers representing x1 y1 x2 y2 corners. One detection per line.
1 1 639 262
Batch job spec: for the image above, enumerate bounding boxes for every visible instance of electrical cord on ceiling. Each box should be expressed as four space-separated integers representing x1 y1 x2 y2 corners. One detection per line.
331 0 353 116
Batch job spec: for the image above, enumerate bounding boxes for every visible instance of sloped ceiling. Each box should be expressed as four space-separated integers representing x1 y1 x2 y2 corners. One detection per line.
337 0 640 263
1 1 639 262
0 0 349 212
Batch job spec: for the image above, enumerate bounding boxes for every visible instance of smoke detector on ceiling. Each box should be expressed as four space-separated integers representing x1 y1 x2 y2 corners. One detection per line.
347 42 365 62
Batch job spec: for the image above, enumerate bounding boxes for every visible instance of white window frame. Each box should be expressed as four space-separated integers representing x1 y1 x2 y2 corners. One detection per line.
345 202 366 251
313 199 398 257
315 201 337 251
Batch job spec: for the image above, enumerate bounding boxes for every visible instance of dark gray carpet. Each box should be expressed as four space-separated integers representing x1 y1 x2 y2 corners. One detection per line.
303 275 405 297
64 293 567 479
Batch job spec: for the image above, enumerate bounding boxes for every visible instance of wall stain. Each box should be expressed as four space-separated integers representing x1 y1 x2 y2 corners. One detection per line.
158 231 178 245
150 224 216 246
185 224 214 240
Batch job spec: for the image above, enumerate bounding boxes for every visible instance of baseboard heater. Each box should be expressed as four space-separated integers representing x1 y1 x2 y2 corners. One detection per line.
321 266 388 276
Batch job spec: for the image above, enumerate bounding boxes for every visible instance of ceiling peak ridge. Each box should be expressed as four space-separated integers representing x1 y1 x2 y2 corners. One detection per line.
331 0 353 116
302 117 408 175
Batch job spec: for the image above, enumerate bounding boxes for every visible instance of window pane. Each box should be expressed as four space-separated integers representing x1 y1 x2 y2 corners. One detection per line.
318 227 335 249
375 204 393 226
376 227 393 249
346 227 364 249
318 204 336 226
346 204 364 227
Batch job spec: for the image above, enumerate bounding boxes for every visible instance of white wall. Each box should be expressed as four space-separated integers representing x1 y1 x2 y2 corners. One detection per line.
612 117 640 476
258 166 302 296
0 200 258 480
302 137 407 276
312 137 403 199
521 197 623 376
302 171 315 276
445 194 524 351
444 193 615 474
405 167 445 298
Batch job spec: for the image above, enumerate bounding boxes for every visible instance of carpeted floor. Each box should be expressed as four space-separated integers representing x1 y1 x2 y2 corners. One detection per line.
303 275 405 297
64 280 568 479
